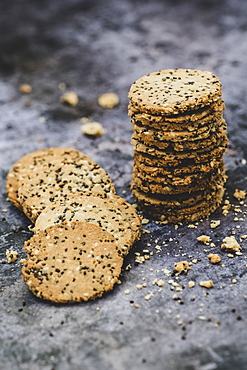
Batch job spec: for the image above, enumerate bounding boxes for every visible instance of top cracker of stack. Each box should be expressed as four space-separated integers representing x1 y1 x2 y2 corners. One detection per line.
128 68 228 223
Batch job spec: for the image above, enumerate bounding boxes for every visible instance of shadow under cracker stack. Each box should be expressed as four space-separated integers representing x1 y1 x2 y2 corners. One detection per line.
128 68 228 223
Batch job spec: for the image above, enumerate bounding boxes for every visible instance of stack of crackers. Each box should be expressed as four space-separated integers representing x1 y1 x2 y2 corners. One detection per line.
6 148 142 302
128 69 228 223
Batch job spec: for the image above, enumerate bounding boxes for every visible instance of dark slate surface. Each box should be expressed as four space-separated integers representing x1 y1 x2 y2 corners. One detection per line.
1 0 247 369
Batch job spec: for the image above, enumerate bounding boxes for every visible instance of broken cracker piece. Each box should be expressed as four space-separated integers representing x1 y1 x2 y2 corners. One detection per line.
81 122 105 136
199 280 214 288
19 84 32 94
60 91 79 106
221 236 241 253
208 253 221 264
174 260 190 274
6 249 18 263
233 189 246 201
98 93 119 108
210 220 221 229
197 235 211 245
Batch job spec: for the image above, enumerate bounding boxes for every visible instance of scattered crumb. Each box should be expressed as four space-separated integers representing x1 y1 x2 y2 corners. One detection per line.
20 259 27 264
60 91 79 106
174 261 190 274
96 307 101 311
188 224 197 228
135 304 140 308
210 220 221 229
197 235 211 245
136 284 143 290
6 249 18 263
124 289 130 295
162 268 171 277
231 279 237 284
208 253 221 264
233 189 246 201
221 236 241 253
199 280 214 288
144 293 153 301
188 281 195 288
153 279 165 287
81 122 105 136
141 218 149 225
98 92 119 108
19 84 32 94
135 254 145 264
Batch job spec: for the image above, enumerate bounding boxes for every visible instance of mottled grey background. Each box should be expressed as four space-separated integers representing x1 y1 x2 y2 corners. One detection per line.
1 0 247 369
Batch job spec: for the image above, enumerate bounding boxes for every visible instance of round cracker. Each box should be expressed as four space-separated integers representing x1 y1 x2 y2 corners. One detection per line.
22 222 123 303
6 148 94 209
34 194 142 256
18 161 115 223
128 69 223 115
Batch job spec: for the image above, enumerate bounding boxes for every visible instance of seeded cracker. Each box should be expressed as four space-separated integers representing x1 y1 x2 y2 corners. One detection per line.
22 222 123 303
128 69 222 115
18 160 115 222
34 194 142 256
6 148 92 209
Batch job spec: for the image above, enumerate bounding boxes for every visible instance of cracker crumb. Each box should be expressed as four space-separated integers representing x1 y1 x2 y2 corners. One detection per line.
19 84 32 94
141 218 149 225
60 91 79 106
174 261 190 274
81 122 105 136
20 259 27 265
208 253 221 264
135 255 145 264
98 92 119 108
210 220 221 229
188 281 195 288
135 304 140 308
6 249 18 263
124 289 130 295
153 279 165 287
136 284 143 290
199 280 214 288
231 279 237 284
144 293 153 301
188 224 197 228
197 235 211 245
221 236 241 253
233 189 246 201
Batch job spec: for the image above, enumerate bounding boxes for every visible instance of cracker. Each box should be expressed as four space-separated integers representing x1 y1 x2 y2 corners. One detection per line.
132 135 228 161
22 222 123 302
128 69 222 115
34 194 142 256
133 152 223 176
18 161 115 222
133 161 224 186
128 99 225 123
133 186 225 223
131 183 225 209
131 121 227 152
132 168 226 195
132 117 224 143
6 148 92 209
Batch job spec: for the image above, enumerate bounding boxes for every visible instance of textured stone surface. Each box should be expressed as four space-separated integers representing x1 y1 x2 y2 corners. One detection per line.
1 0 247 369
